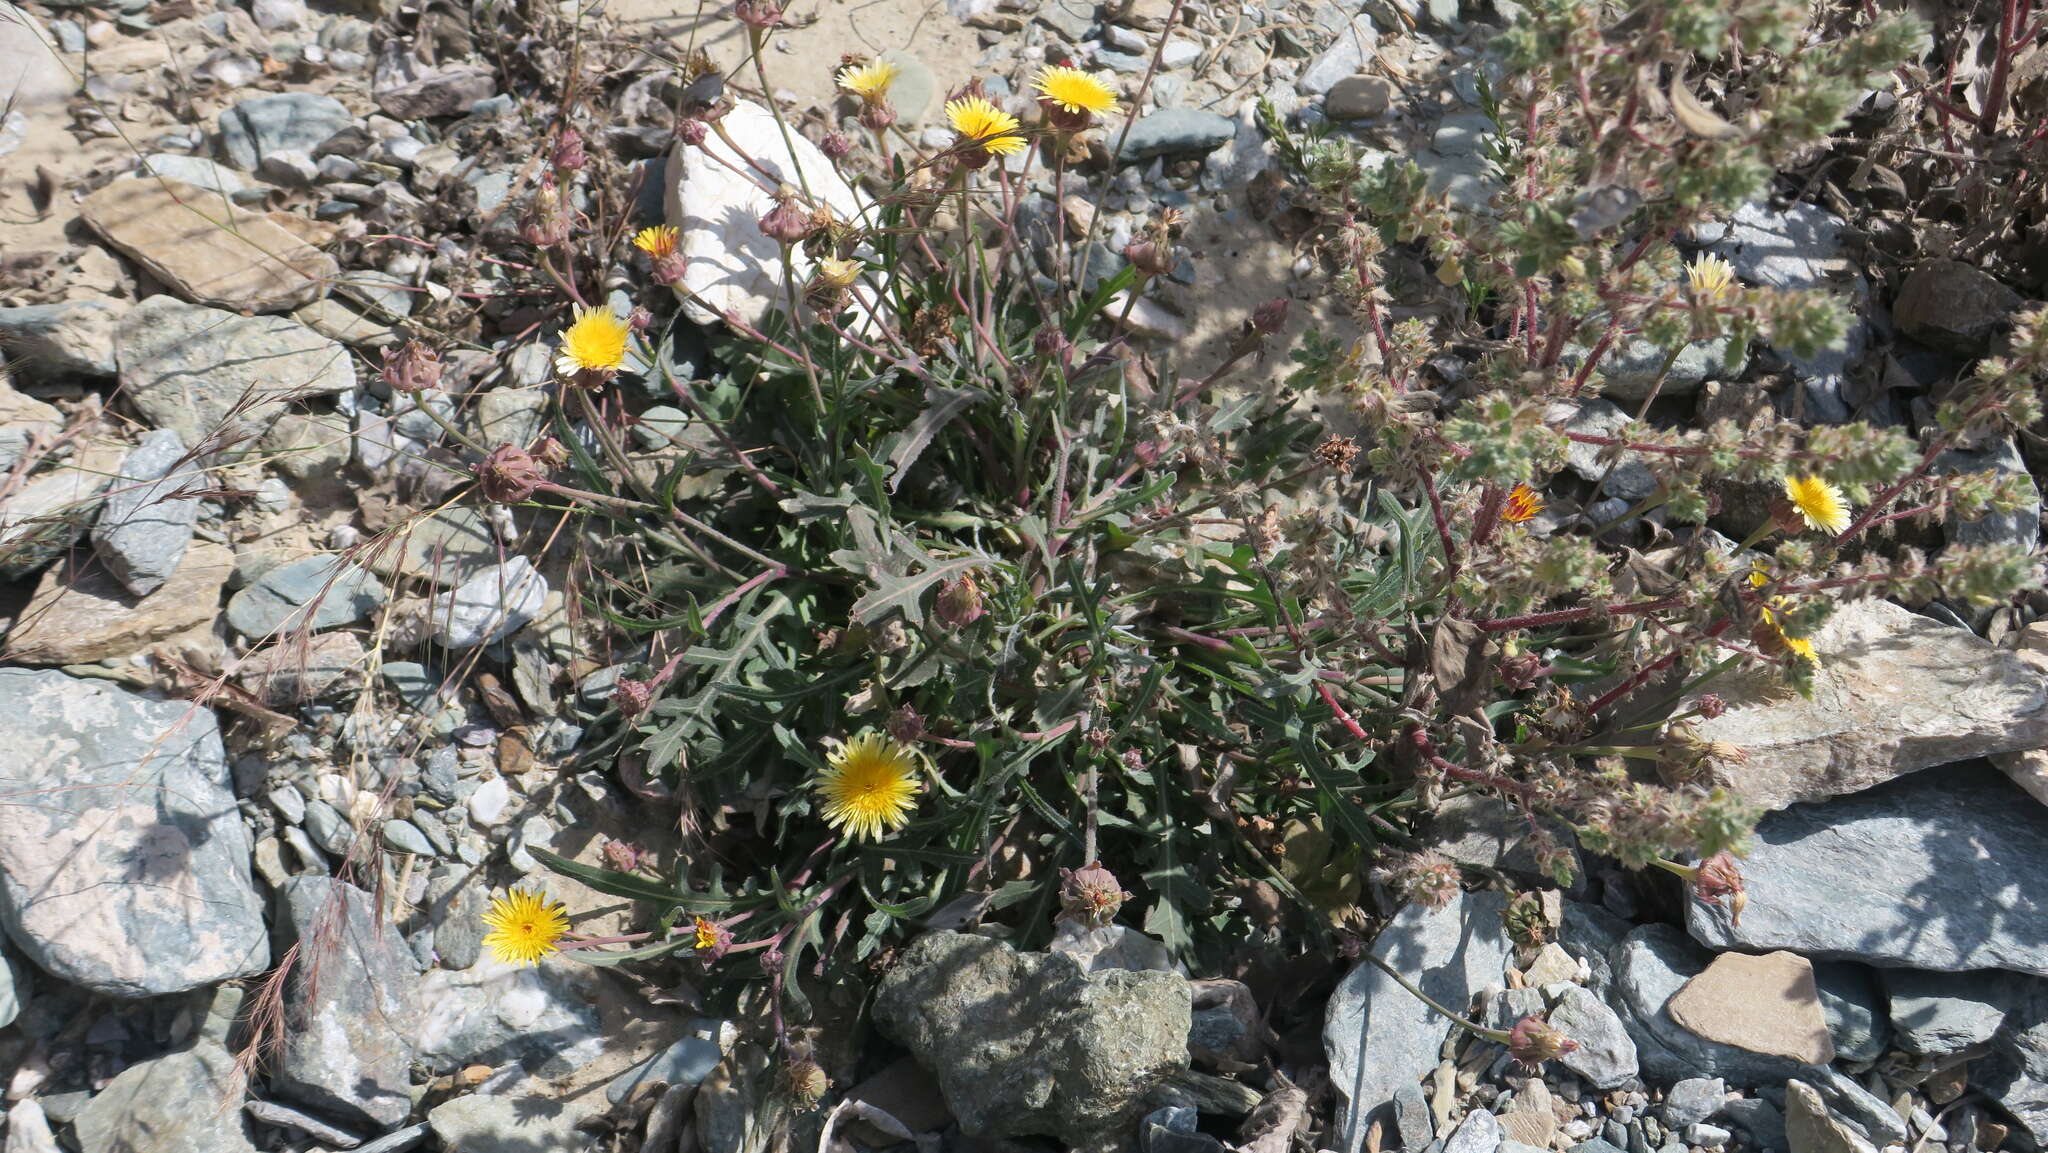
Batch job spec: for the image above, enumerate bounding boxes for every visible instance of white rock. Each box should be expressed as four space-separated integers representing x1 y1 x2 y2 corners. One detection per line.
1 3 76 114
426 557 548 649
468 776 511 828
663 99 872 327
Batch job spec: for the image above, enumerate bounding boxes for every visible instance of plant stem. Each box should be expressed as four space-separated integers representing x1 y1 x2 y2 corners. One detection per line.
1363 952 1511 1043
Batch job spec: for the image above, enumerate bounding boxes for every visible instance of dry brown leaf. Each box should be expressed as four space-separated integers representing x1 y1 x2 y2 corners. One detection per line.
1670 73 1740 139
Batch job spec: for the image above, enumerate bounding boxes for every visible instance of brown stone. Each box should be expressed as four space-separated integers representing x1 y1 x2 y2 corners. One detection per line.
1786 1079 1876 1153
235 631 367 705
1667 952 1835 1065
1499 1105 1556 1148
3 541 233 664
79 177 337 313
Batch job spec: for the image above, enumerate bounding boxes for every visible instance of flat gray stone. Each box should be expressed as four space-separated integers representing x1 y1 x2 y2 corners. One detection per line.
0 669 267 996
1326 891 1510 1153
1120 109 1237 163
217 91 353 171
606 1032 726 1103
1813 961 1888 1063
1935 436 2039 554
1686 762 2048 975
1882 967 2024 1056
225 554 386 638
141 152 257 201
1982 978 2048 1142
74 1043 259 1153
1296 14 1376 95
1445 1108 1502 1153
428 1076 608 1151
1662 1079 1725 1129
91 428 200 596
0 299 122 378
245 1100 363 1148
413 956 605 1076
1609 924 1809 1086
116 295 355 450
1693 599 2048 810
3 1099 61 1153
1549 984 1638 1090
273 876 420 1128
425 556 547 648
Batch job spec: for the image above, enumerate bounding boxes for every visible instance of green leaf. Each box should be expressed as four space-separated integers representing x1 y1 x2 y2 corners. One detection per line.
849 549 990 627
885 385 987 493
528 847 740 912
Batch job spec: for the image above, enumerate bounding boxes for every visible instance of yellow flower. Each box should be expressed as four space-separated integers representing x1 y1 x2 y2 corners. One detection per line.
482 888 569 967
1502 482 1544 524
1783 474 1850 535
1748 571 1818 667
813 256 863 289
554 305 630 377
945 96 1026 156
692 916 720 950
1032 66 1119 117
837 59 899 103
633 224 679 258
1687 253 1737 303
816 733 921 842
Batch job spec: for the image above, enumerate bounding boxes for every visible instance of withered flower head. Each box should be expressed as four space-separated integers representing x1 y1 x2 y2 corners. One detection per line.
1507 1014 1580 1069
521 176 571 248
531 436 571 470
677 117 709 147
613 676 654 718
820 130 854 160
1691 850 1748 926
1122 236 1176 280
732 0 782 30
1059 861 1131 928
691 915 732 961
758 185 815 246
885 704 924 743
1504 891 1550 950
1251 297 1289 335
1385 849 1463 910
783 1056 829 1108
552 127 585 174
476 443 547 504
1695 693 1727 720
380 339 443 394
1313 434 1360 472
602 838 650 872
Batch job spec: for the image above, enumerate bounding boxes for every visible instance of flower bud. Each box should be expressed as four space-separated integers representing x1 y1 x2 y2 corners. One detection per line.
652 248 690 287
613 676 654 718
933 573 986 628
531 436 571 470
783 1057 829 1108
520 177 571 248
1691 850 1749 926
1059 861 1130 928
380 339 443 394
733 0 782 29
1122 236 1175 279
859 100 898 134
820 130 854 160
886 705 924 743
1695 693 1727 720
476 443 547 503
602 839 650 872
758 186 815 246
1251 297 1289 335
1506 1015 1580 1068
552 127 586 174
677 118 709 147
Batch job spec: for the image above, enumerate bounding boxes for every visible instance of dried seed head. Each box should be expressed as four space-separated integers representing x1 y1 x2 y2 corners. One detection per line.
520 176 571 248
758 186 815 246
1251 297 1290 335
1695 693 1727 720
476 443 547 504
885 705 924 743
1385 849 1462 910
1122 236 1175 279
820 130 854 160
380 339 443 394
1313 434 1360 471
783 1057 829 1108
1059 861 1131 929
531 436 571 470
933 573 986 628
613 676 654 718
552 127 586 174
677 118 709 147
1691 850 1748 926
733 0 782 29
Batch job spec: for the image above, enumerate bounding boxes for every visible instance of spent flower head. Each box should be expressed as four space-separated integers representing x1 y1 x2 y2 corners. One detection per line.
379 338 442 394
1059 861 1131 928
1506 1015 1580 1069
482 888 569 966
817 733 922 841
476 443 547 504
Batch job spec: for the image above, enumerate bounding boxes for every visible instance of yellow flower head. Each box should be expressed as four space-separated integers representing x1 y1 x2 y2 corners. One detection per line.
554 305 631 378
482 888 569 967
693 916 719 950
1032 66 1119 118
1783 474 1850 535
816 732 921 842
633 224 679 258
1687 253 1737 303
813 256 863 289
837 59 900 103
1502 482 1544 524
945 96 1026 156
1748 571 1818 667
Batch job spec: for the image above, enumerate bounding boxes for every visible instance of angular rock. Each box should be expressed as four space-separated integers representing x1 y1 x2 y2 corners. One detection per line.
1445 1108 1503 1153
0 440 125 580
1325 891 1511 1153
1297 14 1377 95
1668 951 1834 1064
1325 74 1394 120
244 1100 363 1148
1662 1079 1726 1129
225 553 386 638
1894 260 2024 357
605 1031 725 1104
0 669 267 996
73 1042 259 1153
1 2 75 114
0 376 60 473
1549 983 1639 1089
364 504 503 586
4 1099 60 1153
2 540 233 664
261 411 354 481
0 299 123 378
428 1075 608 1152
1882 967 2021 1056
1934 436 2039 554
1432 794 1579 883
1609 924 1811 1085
663 99 870 328
426 556 547 648
1692 598 2048 810
1722 1099 1787 1149
141 152 258 201
1687 763 2048 975
274 876 420 1128
81 179 338 312
217 92 353 171
1120 109 1236 162
237 630 367 704
116 296 355 449
1550 398 1659 503
414 956 605 1075
373 59 495 119
873 930 1191 1149
1785 1079 1875 1153
91 428 200 596
1693 201 1862 421
1812 962 1888 1064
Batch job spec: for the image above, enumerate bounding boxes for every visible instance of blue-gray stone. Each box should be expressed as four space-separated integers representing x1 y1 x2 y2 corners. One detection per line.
381 819 434 857
1882 967 2019 1056
1719 1099 1785 1149
0 298 122 377
1813 961 1889 1063
1661 1079 1724 1128
226 554 386 637
273 876 420 1128
1120 109 1237 163
141 152 259 201
1934 436 2039 554
218 92 354 171
91 428 199 597
606 1034 725 1104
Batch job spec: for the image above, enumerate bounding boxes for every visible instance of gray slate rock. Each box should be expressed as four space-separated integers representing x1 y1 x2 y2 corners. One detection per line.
244 1100 363 1148
1693 201 1861 421
1550 984 1639 1090
142 152 258 201
413 955 606 1076
274 876 421 1128
91 428 200 596
1813 961 1889 1063
0 942 21 1029
0 299 123 378
1445 1108 1502 1153
873 930 1191 1149
1894 260 2024 357
428 1075 608 1152
425 556 547 648
0 668 267 996
73 1042 259 1153
226 554 386 637
1325 891 1510 1153
218 92 354 170
1882 967 2022 1056
350 1124 430 1153
1393 1082 1434 1150
116 296 356 450
1432 793 1580 884
1550 399 1659 502
1934 436 2040 554
1662 1079 1725 1129
1120 109 1237 163
1719 1099 1786 1149
1569 333 1739 402
1981 978 2048 1142
606 1032 726 1104
1686 762 2048 975
1297 14 1377 95
4 1099 61 1153
1610 923 1807 1085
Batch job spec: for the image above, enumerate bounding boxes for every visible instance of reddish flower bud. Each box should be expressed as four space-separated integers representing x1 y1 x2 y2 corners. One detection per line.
677 118 709 147
886 705 924 743
1251 297 1289 335
520 176 571 248
858 101 897 134
531 436 570 470
820 130 854 160
628 306 654 332
1059 861 1130 928
933 573 986 628
476 443 547 503
380 338 443 394
552 127 586 174
1122 237 1175 279
758 186 814 246
613 676 654 718
1695 693 1727 720
1507 1015 1580 1069
1691 851 1749 926
652 248 689 287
